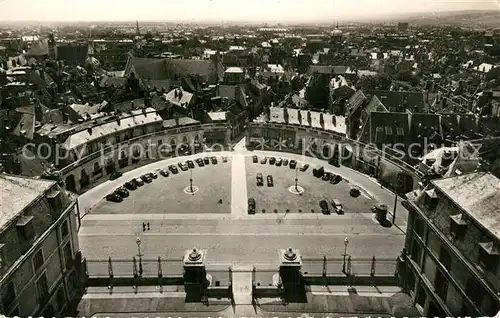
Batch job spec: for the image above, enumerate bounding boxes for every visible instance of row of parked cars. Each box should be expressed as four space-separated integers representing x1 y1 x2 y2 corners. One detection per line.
252 155 309 171
319 199 344 215
106 156 229 202
256 173 274 187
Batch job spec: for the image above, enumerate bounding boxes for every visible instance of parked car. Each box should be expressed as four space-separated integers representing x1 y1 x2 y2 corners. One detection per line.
160 169 169 177
124 180 137 190
114 187 129 198
289 160 297 169
248 198 256 214
269 157 276 165
322 172 332 181
106 193 123 202
222 156 228 163
196 158 205 167
330 174 342 184
313 166 324 177
109 171 123 180
332 199 344 215
267 175 274 187
186 160 195 169
210 156 217 164
149 171 158 179
134 178 144 186
141 174 153 183
169 165 179 174
275 158 283 166
204 157 210 164
253 155 258 163
256 173 264 186
260 157 267 164
283 158 289 166
319 200 330 215
300 164 309 172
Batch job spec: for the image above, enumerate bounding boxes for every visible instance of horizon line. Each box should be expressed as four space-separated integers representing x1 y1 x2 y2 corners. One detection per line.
0 9 497 24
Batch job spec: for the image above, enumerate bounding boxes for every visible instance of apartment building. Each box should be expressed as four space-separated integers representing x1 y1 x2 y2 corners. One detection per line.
0 174 82 317
402 172 500 317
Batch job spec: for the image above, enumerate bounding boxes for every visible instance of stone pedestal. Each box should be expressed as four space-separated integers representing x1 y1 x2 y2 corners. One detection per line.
278 248 303 290
183 248 207 299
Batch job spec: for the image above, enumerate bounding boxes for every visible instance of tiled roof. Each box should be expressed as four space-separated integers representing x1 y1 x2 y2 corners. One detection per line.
27 39 49 56
162 117 200 128
347 90 367 117
371 90 425 112
61 108 162 150
308 65 347 75
433 172 500 240
0 174 55 230
207 111 227 121
100 76 127 87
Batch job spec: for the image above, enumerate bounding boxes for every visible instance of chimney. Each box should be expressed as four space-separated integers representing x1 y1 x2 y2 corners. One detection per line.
62 111 68 123
87 127 92 135
39 69 45 79
11 59 16 67
283 108 289 124
130 101 135 110
297 110 302 125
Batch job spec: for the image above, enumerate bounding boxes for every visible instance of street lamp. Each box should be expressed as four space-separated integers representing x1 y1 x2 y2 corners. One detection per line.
295 167 299 192
189 169 194 194
343 237 349 274
136 237 143 276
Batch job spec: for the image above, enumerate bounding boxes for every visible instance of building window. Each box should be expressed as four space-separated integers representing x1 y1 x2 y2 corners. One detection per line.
477 242 499 272
1 281 16 312
0 244 5 268
36 273 49 303
56 286 66 313
33 249 45 273
411 239 423 265
60 220 70 238
434 269 448 301
449 214 467 240
414 215 425 239
63 242 73 270
16 216 35 241
439 246 452 271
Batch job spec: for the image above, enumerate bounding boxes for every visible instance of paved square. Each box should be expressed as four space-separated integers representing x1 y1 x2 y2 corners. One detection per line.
245 156 374 214
79 151 406 274
91 158 232 214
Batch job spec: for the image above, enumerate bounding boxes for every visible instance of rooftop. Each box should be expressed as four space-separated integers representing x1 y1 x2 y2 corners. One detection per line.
432 172 500 241
0 174 55 231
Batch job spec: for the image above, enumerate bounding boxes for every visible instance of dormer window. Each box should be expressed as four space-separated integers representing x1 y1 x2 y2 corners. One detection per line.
449 214 467 240
478 242 500 272
16 216 35 241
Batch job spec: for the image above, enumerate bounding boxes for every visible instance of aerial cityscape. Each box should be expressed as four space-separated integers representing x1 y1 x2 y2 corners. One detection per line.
0 0 499 317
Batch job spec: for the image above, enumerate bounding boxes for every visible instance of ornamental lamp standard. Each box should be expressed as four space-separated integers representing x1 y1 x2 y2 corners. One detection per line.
136 237 143 276
343 237 349 274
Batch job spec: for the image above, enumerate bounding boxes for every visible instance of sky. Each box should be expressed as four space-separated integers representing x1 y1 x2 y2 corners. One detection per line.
0 0 498 22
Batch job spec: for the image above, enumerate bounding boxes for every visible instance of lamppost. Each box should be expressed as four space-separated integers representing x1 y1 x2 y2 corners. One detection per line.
342 237 349 274
295 167 299 192
136 237 143 276
189 169 194 194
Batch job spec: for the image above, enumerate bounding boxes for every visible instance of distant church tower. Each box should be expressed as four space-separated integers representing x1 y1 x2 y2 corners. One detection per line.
136 20 141 36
